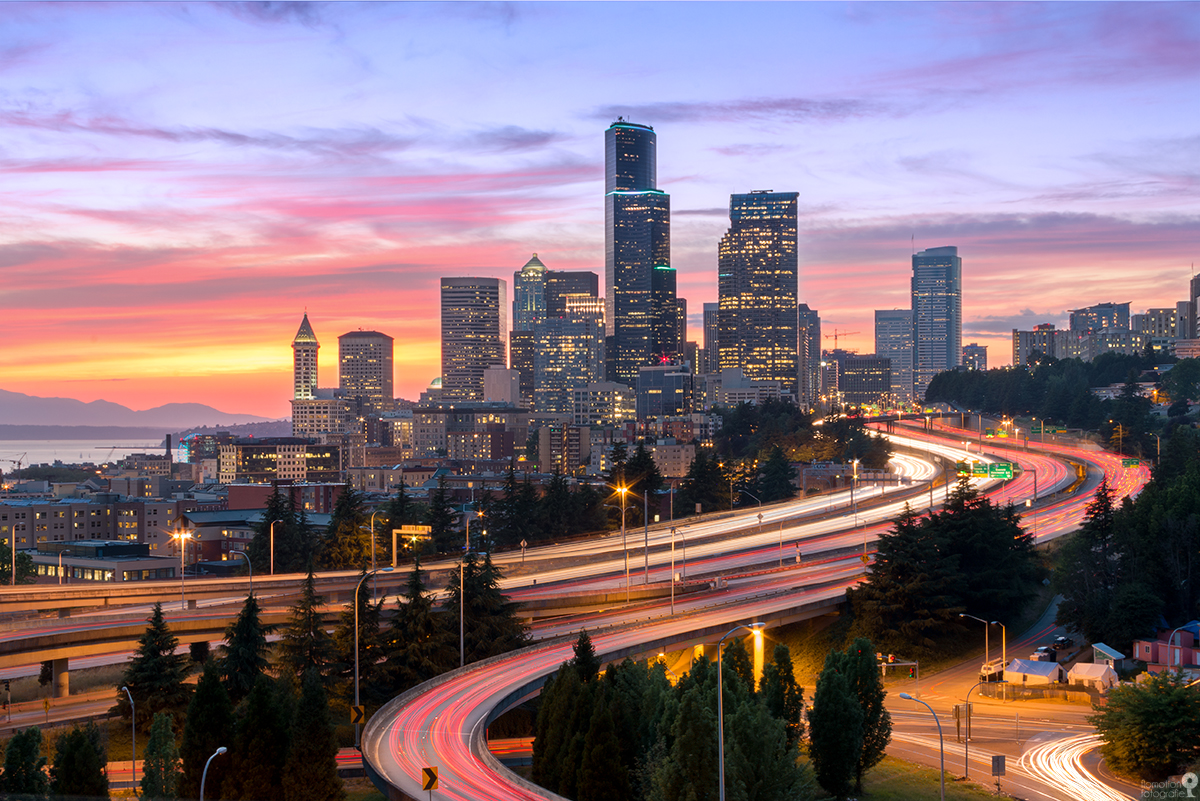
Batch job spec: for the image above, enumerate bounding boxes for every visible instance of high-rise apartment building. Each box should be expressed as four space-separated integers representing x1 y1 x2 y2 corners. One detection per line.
512 254 547 332
717 191 799 396
605 120 672 384
292 314 319 400
874 309 914 402
338 331 394 414
962 343 988 371
441 277 508 402
702 302 719 374
911 246 962 400
1013 323 1059 366
797 303 821 409
1069 302 1130 334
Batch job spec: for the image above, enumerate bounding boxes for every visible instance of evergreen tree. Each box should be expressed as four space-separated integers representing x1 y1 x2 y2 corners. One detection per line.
807 655 864 800
50 721 108 797
722 636 756 695
726 693 812 801
219 592 275 704
606 440 629 487
537 471 574 542
0 542 36 584
625 442 665 525
228 675 292 801
117 601 192 728
141 711 182 801
331 568 387 708
276 560 335 680
841 638 892 791
758 445 797 502
180 660 234 800
384 480 424 531
676 449 732 514
651 658 719 801
282 670 345 801
573 629 601 684
319 483 370 569
1 726 49 796
1056 478 1122 641
577 702 632 801
424 474 460 553
760 643 805 750
389 558 455 692
443 550 528 665
247 489 297 574
532 664 582 792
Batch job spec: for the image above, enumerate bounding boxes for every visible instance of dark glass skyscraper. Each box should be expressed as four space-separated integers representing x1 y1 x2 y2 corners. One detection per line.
605 120 673 384
717 190 799 396
911 246 962 400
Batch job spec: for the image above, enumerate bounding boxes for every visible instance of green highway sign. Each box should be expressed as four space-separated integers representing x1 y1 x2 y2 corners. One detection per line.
988 463 1014 480
1121 458 1140 468
972 463 989 477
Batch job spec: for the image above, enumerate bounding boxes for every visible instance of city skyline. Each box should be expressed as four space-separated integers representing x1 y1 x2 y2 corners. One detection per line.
1 2 1196 418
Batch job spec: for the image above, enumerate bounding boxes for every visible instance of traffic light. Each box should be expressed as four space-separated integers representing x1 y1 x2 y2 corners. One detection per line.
888 654 895 664
3 680 8 692
908 667 915 679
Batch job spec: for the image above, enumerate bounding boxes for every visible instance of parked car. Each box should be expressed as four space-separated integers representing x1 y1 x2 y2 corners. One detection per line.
1030 646 1056 661
1053 635 1074 650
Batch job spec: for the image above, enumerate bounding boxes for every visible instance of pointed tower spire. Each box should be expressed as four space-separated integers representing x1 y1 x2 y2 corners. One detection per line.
292 314 319 400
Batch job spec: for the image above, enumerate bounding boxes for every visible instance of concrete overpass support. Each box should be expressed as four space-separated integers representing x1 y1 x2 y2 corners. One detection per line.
53 658 69 698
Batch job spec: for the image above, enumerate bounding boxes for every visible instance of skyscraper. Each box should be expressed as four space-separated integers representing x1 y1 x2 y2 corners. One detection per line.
338 330 394 414
874 309 914 402
911 246 962 400
441 277 508 402
702 302 719 374
534 295 606 414
512 253 547 332
717 191 799 395
605 120 672 384
292 313 319 400
797 304 821 409
545 270 600 317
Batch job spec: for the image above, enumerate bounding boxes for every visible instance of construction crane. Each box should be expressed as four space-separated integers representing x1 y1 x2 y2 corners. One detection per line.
823 329 860 350
1 453 27 487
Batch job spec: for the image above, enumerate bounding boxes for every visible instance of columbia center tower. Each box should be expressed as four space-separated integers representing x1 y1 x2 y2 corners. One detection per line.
605 120 674 385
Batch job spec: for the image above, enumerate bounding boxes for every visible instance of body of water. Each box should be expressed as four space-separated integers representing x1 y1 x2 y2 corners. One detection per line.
0 440 176 468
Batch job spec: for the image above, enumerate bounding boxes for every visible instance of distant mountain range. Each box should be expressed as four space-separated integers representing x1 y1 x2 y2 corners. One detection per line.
0 389 275 429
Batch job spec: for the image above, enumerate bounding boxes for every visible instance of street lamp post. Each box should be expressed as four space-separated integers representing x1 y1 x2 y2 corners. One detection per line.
459 504 478 668
268 518 283 576
1167 625 1189 667
851 459 860 526
355 566 394 748
963 681 1005 779
900 693 944 801
171 530 192 611
200 746 226 801
365 510 381 601
617 487 631 602
643 489 649 585
718 622 765 801
121 686 136 795
960 613 990 667
992 620 1006 667
669 527 676 615
58 548 71 585
230 549 251 596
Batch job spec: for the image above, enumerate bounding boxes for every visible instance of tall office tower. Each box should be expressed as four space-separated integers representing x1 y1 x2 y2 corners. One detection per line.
797 304 821 409
911 246 963 401
605 120 671 385
545 270 600 317
534 295 606 414
650 265 681 360
338 330 394 413
512 253 547 332
509 330 536 408
874 309 914 402
441 277 508 402
717 191 800 396
1190 275 1200 340
702 302 720 374
292 313 319 400
674 296 688 361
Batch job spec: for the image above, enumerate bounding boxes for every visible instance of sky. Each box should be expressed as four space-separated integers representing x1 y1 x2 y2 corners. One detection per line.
1 1 1197 420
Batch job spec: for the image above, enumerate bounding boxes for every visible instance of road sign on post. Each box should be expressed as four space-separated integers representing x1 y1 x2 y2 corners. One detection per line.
1122 458 1140 468
972 463 989 477
350 705 365 725
422 766 439 791
992 754 1006 776
988 463 1013 480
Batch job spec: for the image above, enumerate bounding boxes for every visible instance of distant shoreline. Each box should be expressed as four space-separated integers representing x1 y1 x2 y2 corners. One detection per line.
0 422 291 440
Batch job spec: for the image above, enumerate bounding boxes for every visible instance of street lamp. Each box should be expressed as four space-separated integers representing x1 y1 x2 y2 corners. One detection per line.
851 459 861 527
960 613 990 666
363 510 382 601
230 549 251 596
268 518 283 576
355 566 394 748
669 527 677 614
200 746 226 801
58 548 71 585
900 693 943 801
171 530 193 611
963 681 1005 779
991 620 1006 667
718 622 766 801
121 686 136 795
616 486 631 602
459 503 481 668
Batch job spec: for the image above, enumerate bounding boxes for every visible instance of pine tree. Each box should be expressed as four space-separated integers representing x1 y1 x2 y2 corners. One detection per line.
282 670 345 801
758 445 797 502
248 488 297 574
389 558 454 692
331 568 387 707
577 702 632 801
1 725 49 796
444 550 528 665
841 638 892 791
219 592 275 704
722 636 756 696
532 664 581 792
807 654 864 800
425 474 460 553
50 721 108 797
319 482 370 570
573 629 601 683
276 560 335 680
228 675 292 801
180 660 234 800
625 442 665 525
117 601 192 728
760 642 805 750
725 692 811 801
537 471 573 542
141 711 182 801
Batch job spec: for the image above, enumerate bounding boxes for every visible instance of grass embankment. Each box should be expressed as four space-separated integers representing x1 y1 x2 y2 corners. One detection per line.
814 755 1012 800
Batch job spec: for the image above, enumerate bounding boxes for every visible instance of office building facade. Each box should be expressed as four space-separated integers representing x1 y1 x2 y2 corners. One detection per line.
512 254 547 333
605 120 673 385
911 246 962 400
441 277 508 402
292 314 319 400
338 330 394 414
701 302 719 374
962 343 988 371
874 309 914 402
717 191 799 396
546 270 600 317
797 303 821 409
534 295 606 414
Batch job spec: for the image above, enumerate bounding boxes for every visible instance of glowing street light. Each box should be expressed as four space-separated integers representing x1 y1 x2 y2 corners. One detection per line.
718 622 766 801
171 530 193 611
355 566 394 748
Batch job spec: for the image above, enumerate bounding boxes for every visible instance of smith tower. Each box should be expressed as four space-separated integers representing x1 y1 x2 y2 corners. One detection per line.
292 313 319 400
605 120 673 385
717 191 799 396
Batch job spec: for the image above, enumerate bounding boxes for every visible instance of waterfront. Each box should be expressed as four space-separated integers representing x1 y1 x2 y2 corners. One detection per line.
0 440 172 469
